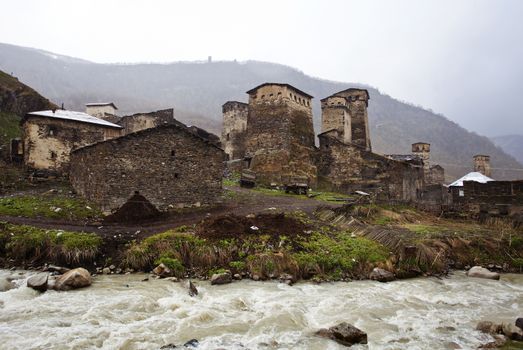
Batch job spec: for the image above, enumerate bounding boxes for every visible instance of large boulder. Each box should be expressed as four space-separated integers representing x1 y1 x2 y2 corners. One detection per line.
153 263 172 278
466 266 500 280
516 318 523 331
27 273 49 292
210 271 232 285
53 268 92 291
316 322 368 346
369 268 395 282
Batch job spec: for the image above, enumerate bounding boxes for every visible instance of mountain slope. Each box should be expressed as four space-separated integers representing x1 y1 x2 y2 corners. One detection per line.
491 135 523 164
0 69 56 155
0 42 521 180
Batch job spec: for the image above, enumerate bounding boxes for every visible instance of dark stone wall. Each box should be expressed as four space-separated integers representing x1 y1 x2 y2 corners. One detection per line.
317 133 423 202
246 101 316 185
451 180 523 220
117 108 175 135
70 125 224 212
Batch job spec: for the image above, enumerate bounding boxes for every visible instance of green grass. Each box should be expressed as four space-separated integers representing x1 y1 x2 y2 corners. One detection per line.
154 255 185 277
0 112 21 146
292 230 389 276
222 178 239 187
251 187 353 203
0 223 102 264
0 195 101 220
403 224 444 235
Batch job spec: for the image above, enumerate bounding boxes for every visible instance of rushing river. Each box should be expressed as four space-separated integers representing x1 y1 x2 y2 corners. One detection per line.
0 270 522 350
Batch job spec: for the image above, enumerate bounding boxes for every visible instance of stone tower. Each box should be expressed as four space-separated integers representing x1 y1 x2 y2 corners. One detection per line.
331 89 371 151
222 101 248 160
412 142 431 174
245 83 317 186
320 95 351 144
474 155 492 177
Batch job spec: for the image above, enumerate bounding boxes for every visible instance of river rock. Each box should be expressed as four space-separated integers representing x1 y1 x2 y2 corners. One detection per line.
369 268 395 282
516 318 523 331
502 323 523 340
160 344 177 349
27 273 49 292
188 281 198 297
466 266 500 280
46 265 70 274
102 267 111 275
210 271 232 285
183 339 199 347
279 273 296 285
153 263 172 278
53 268 92 291
316 322 368 346
476 321 502 335
0 279 15 292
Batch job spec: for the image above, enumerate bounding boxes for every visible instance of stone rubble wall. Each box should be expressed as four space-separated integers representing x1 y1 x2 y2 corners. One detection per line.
69 125 224 212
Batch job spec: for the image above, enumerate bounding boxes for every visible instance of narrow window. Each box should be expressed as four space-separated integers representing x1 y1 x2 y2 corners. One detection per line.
174 173 179 178
50 151 57 159
226 133 230 141
171 150 176 158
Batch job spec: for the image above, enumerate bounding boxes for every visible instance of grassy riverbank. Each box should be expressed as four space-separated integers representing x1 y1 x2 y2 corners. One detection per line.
1 203 522 281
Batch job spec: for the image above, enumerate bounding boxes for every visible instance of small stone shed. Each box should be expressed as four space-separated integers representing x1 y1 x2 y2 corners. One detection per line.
69 124 225 213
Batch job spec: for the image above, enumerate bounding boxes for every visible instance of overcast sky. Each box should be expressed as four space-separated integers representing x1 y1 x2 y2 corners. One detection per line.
1 0 522 137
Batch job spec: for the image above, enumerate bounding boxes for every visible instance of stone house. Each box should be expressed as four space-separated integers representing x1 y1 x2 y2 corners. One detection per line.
317 130 424 202
69 123 224 212
85 102 118 121
117 108 176 135
21 109 122 174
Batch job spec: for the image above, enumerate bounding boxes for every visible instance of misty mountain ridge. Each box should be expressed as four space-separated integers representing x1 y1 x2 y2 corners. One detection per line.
0 42 522 181
491 135 523 165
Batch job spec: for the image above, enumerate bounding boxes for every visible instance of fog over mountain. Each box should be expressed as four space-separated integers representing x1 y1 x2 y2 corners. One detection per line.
1 42 522 180
491 135 523 165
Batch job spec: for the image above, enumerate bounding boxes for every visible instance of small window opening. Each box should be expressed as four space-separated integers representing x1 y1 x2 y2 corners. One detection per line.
226 133 230 141
269 93 273 97
134 190 140 195
174 173 179 178
171 150 176 157
50 151 57 159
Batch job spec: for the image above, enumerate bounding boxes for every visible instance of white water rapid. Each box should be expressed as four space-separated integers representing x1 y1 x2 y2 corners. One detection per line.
0 270 522 349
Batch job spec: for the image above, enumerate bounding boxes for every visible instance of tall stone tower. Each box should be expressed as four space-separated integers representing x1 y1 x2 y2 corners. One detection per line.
412 142 431 174
245 83 317 186
474 155 492 177
331 89 371 151
320 95 351 144
222 101 248 160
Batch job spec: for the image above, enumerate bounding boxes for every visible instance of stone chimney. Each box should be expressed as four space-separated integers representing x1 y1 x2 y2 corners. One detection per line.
473 155 492 177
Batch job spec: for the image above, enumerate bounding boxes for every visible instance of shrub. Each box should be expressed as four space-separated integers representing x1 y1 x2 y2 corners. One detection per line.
154 256 185 277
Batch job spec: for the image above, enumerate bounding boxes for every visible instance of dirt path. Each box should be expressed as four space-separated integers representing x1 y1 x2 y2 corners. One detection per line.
1 186 340 240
